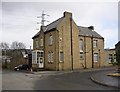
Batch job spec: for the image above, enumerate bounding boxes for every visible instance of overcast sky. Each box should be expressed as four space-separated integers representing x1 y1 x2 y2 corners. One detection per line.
1 0 119 49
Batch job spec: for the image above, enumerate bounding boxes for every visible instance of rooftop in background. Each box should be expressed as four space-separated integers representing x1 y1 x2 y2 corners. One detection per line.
78 26 104 39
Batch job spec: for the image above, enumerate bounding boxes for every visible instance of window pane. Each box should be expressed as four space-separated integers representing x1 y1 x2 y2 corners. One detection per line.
41 52 43 57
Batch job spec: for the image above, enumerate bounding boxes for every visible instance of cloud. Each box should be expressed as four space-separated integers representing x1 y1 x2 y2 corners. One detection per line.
1 2 118 49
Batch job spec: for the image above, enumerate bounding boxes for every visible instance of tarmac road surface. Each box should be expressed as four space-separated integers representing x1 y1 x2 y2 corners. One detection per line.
2 68 119 90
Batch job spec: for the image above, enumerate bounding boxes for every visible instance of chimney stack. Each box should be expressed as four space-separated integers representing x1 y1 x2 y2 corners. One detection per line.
64 11 72 18
88 26 94 30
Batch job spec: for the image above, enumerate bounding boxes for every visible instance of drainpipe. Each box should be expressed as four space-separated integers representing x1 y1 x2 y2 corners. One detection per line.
57 30 59 71
91 35 94 68
99 49 101 68
70 17 73 70
84 36 87 69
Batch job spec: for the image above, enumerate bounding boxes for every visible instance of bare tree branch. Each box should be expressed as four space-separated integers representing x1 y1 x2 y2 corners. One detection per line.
0 42 9 49
11 41 26 49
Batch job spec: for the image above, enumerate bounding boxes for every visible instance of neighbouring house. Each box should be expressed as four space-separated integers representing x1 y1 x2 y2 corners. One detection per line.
115 41 120 67
104 49 116 66
32 11 107 71
2 49 32 69
1 55 12 69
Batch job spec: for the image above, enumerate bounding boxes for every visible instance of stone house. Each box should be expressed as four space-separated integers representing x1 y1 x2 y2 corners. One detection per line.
2 49 32 69
104 49 116 66
115 41 120 66
32 11 106 71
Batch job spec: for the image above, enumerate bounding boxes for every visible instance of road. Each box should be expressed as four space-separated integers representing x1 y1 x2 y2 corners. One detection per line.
2 69 119 90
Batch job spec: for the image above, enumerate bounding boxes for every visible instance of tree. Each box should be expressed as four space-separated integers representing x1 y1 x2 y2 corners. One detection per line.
11 41 26 49
18 42 26 49
0 42 9 49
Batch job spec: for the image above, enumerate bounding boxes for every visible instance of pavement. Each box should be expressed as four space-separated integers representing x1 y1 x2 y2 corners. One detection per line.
90 67 120 89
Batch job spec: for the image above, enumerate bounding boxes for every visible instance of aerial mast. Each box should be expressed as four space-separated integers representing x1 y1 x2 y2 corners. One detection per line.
37 11 50 26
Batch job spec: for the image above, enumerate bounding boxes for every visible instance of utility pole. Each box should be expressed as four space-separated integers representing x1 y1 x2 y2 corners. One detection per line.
37 11 50 27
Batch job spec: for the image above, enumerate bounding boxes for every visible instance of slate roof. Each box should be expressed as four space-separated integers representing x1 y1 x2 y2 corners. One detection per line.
115 41 120 46
32 17 64 39
44 17 64 32
32 16 103 39
78 26 104 39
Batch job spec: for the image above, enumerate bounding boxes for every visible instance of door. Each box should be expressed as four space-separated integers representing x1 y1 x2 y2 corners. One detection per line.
37 51 44 68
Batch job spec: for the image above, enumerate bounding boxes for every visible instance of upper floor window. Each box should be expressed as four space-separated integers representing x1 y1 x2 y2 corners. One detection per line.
93 40 97 47
40 38 43 47
79 39 84 51
36 40 38 48
49 35 53 45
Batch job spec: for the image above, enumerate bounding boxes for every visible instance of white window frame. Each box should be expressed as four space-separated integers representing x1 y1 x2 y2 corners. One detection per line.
94 53 99 62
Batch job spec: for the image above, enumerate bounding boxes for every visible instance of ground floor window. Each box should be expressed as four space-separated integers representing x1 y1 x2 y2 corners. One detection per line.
108 54 113 63
94 53 98 62
48 51 54 63
60 51 64 62
80 52 84 60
